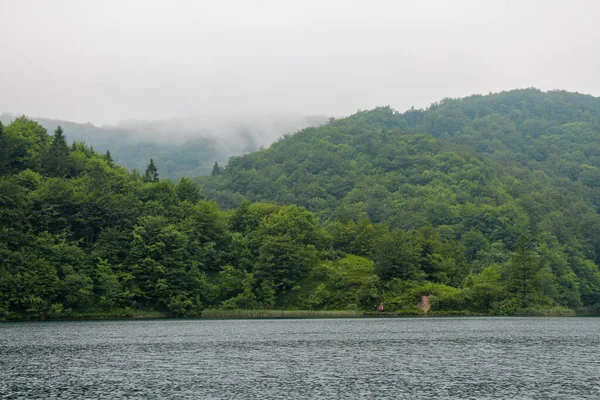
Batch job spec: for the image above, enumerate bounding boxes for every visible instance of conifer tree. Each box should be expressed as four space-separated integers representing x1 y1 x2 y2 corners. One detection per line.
104 150 114 166
507 234 541 306
42 126 71 177
144 158 159 182
211 161 222 176
0 121 6 174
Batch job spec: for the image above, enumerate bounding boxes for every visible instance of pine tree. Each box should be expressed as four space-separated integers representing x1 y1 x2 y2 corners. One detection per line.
211 161 222 176
0 121 6 174
144 158 159 182
104 150 114 166
507 234 541 306
42 126 72 177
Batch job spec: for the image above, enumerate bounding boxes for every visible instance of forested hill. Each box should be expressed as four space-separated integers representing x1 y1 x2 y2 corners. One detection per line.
195 89 600 310
2 89 600 320
0 113 328 181
198 89 600 238
199 89 600 211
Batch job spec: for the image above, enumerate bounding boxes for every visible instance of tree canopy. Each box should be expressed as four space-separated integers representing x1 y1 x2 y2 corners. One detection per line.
2 89 600 319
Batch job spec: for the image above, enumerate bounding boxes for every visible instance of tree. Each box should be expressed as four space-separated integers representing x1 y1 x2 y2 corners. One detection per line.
104 150 114 166
176 177 201 203
257 205 325 247
507 234 541 306
3 117 49 174
211 161 222 176
255 235 316 294
144 158 159 182
0 121 6 174
42 126 72 177
373 231 421 281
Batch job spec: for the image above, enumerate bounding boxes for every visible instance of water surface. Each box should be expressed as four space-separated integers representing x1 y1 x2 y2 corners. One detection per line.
1 317 599 399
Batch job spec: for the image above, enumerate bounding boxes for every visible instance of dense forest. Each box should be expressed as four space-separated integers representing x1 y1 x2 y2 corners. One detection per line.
2 89 600 320
0 113 327 181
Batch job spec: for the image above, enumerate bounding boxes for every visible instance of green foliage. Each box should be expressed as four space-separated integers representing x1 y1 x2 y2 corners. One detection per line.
211 161 222 176
190 89 600 313
1 116 48 174
4 90 600 318
42 126 73 178
0 113 329 181
302 255 379 310
463 265 504 312
507 235 542 306
255 235 316 293
176 177 201 203
144 158 159 183
374 230 421 281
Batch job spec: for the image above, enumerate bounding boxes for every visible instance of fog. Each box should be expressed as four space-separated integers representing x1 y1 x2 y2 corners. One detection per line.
113 114 328 144
1 0 600 126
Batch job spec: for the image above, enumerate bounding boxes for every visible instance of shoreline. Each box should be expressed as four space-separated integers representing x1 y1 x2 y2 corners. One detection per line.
2 308 597 322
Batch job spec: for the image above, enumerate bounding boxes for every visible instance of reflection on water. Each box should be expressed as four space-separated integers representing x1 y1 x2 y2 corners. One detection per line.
1 317 600 399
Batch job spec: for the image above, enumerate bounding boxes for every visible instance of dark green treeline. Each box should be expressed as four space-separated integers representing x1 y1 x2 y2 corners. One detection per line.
2 89 600 319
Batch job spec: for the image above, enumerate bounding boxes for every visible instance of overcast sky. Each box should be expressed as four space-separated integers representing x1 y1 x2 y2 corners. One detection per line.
1 0 599 125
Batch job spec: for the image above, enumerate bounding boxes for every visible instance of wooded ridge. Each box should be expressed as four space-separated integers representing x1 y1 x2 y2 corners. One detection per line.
2 88 600 319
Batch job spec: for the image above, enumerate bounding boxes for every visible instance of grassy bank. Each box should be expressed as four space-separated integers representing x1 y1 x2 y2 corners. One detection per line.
3 306 592 322
67 309 170 320
0 309 170 321
200 309 363 318
365 310 483 317
516 306 576 317
365 306 581 317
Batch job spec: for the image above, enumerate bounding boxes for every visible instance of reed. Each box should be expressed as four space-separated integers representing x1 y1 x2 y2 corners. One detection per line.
66 309 170 320
201 309 363 318
517 306 576 317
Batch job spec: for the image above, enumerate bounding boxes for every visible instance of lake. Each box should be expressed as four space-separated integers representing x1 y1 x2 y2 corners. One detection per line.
1 317 599 399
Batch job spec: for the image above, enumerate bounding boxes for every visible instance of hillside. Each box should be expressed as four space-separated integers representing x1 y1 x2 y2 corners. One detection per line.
196 89 600 309
0 113 328 180
2 89 600 320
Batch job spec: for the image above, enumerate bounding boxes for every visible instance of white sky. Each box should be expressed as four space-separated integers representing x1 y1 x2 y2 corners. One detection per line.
1 0 599 125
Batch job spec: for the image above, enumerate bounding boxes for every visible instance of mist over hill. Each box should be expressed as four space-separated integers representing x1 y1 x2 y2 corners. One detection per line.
0 113 328 180
195 88 600 310
3 88 600 320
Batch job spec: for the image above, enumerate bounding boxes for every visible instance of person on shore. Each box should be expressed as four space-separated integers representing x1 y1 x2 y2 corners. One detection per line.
377 302 384 312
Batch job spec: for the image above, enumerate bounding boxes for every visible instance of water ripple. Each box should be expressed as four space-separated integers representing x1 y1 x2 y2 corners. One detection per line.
1 317 599 399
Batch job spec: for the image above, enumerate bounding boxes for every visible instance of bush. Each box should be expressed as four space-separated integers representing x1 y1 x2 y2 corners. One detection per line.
429 290 467 311
49 303 64 317
0 303 10 320
492 297 521 315
166 294 202 317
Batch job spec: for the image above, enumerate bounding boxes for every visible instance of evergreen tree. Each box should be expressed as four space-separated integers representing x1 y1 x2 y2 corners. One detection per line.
42 126 72 177
211 161 222 176
507 234 541 306
104 150 114 166
7 90 600 318
144 158 159 182
0 121 6 174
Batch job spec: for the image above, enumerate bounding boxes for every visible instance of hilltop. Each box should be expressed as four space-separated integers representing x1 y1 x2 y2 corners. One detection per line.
196 88 600 310
1 89 600 319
